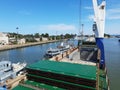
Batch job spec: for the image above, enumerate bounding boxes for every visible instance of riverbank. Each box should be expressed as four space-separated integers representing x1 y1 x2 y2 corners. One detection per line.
0 40 58 51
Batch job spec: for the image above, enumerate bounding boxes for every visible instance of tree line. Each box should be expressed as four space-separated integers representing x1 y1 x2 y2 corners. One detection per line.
8 32 76 42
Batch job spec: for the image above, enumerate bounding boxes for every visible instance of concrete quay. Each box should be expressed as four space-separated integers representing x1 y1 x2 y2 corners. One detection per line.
0 40 58 51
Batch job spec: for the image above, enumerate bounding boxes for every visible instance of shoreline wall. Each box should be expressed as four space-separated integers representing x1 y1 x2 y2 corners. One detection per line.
0 40 58 51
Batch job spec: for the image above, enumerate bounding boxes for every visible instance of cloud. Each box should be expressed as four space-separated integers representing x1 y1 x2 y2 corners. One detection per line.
87 8 120 20
84 6 93 10
88 15 94 20
107 8 120 20
38 24 76 31
18 10 31 15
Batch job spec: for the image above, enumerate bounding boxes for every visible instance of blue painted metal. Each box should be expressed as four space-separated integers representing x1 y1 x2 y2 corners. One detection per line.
0 85 7 90
95 38 105 69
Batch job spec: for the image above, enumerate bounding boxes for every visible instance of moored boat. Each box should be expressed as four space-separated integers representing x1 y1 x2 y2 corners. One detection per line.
58 42 71 52
45 41 72 58
12 62 27 75
0 60 26 86
45 48 61 58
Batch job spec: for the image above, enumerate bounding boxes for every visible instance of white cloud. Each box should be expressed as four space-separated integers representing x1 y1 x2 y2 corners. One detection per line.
107 15 120 20
84 6 93 10
108 8 120 14
38 24 76 31
88 15 94 20
107 8 120 20
18 10 31 15
87 8 120 20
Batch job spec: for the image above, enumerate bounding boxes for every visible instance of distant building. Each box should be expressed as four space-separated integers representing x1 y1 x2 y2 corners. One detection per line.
0 32 9 45
42 37 48 41
9 37 16 44
34 38 40 42
85 36 95 42
17 38 26 44
74 35 84 40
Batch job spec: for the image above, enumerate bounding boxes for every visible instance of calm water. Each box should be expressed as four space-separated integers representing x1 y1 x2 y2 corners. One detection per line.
0 39 119 89
104 38 120 90
0 40 77 65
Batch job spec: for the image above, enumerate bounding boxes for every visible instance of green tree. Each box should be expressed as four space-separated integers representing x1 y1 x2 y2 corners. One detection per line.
44 33 49 37
34 33 40 38
41 33 44 37
104 33 110 38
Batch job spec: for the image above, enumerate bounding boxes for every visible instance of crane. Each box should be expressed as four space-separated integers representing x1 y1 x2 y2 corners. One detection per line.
92 0 106 69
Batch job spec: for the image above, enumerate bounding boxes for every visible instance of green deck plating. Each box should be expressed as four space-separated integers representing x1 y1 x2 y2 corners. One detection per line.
13 60 98 90
13 85 34 90
25 60 97 90
13 80 64 90
27 60 97 80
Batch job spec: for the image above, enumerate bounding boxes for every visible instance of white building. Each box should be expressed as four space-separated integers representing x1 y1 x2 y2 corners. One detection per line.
85 36 95 42
42 37 48 41
34 38 40 42
9 37 16 43
17 38 26 44
0 32 9 45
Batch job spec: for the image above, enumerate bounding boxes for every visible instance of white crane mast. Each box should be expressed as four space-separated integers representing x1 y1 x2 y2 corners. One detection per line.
92 0 106 38
92 0 106 69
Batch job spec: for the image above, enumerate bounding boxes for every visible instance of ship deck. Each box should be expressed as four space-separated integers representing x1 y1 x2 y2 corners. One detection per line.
24 60 97 90
13 80 64 90
12 60 97 90
12 44 109 90
27 60 97 80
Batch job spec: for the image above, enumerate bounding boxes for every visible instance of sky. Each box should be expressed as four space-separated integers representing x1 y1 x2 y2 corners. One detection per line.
0 0 120 35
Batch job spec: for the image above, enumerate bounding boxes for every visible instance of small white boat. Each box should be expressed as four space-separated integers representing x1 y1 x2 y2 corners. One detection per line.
12 62 27 74
45 41 73 58
0 60 27 84
45 48 61 58
57 42 71 52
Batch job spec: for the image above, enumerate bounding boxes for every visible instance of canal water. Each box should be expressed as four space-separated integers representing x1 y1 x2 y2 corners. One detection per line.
104 38 120 90
0 40 77 65
0 39 119 89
